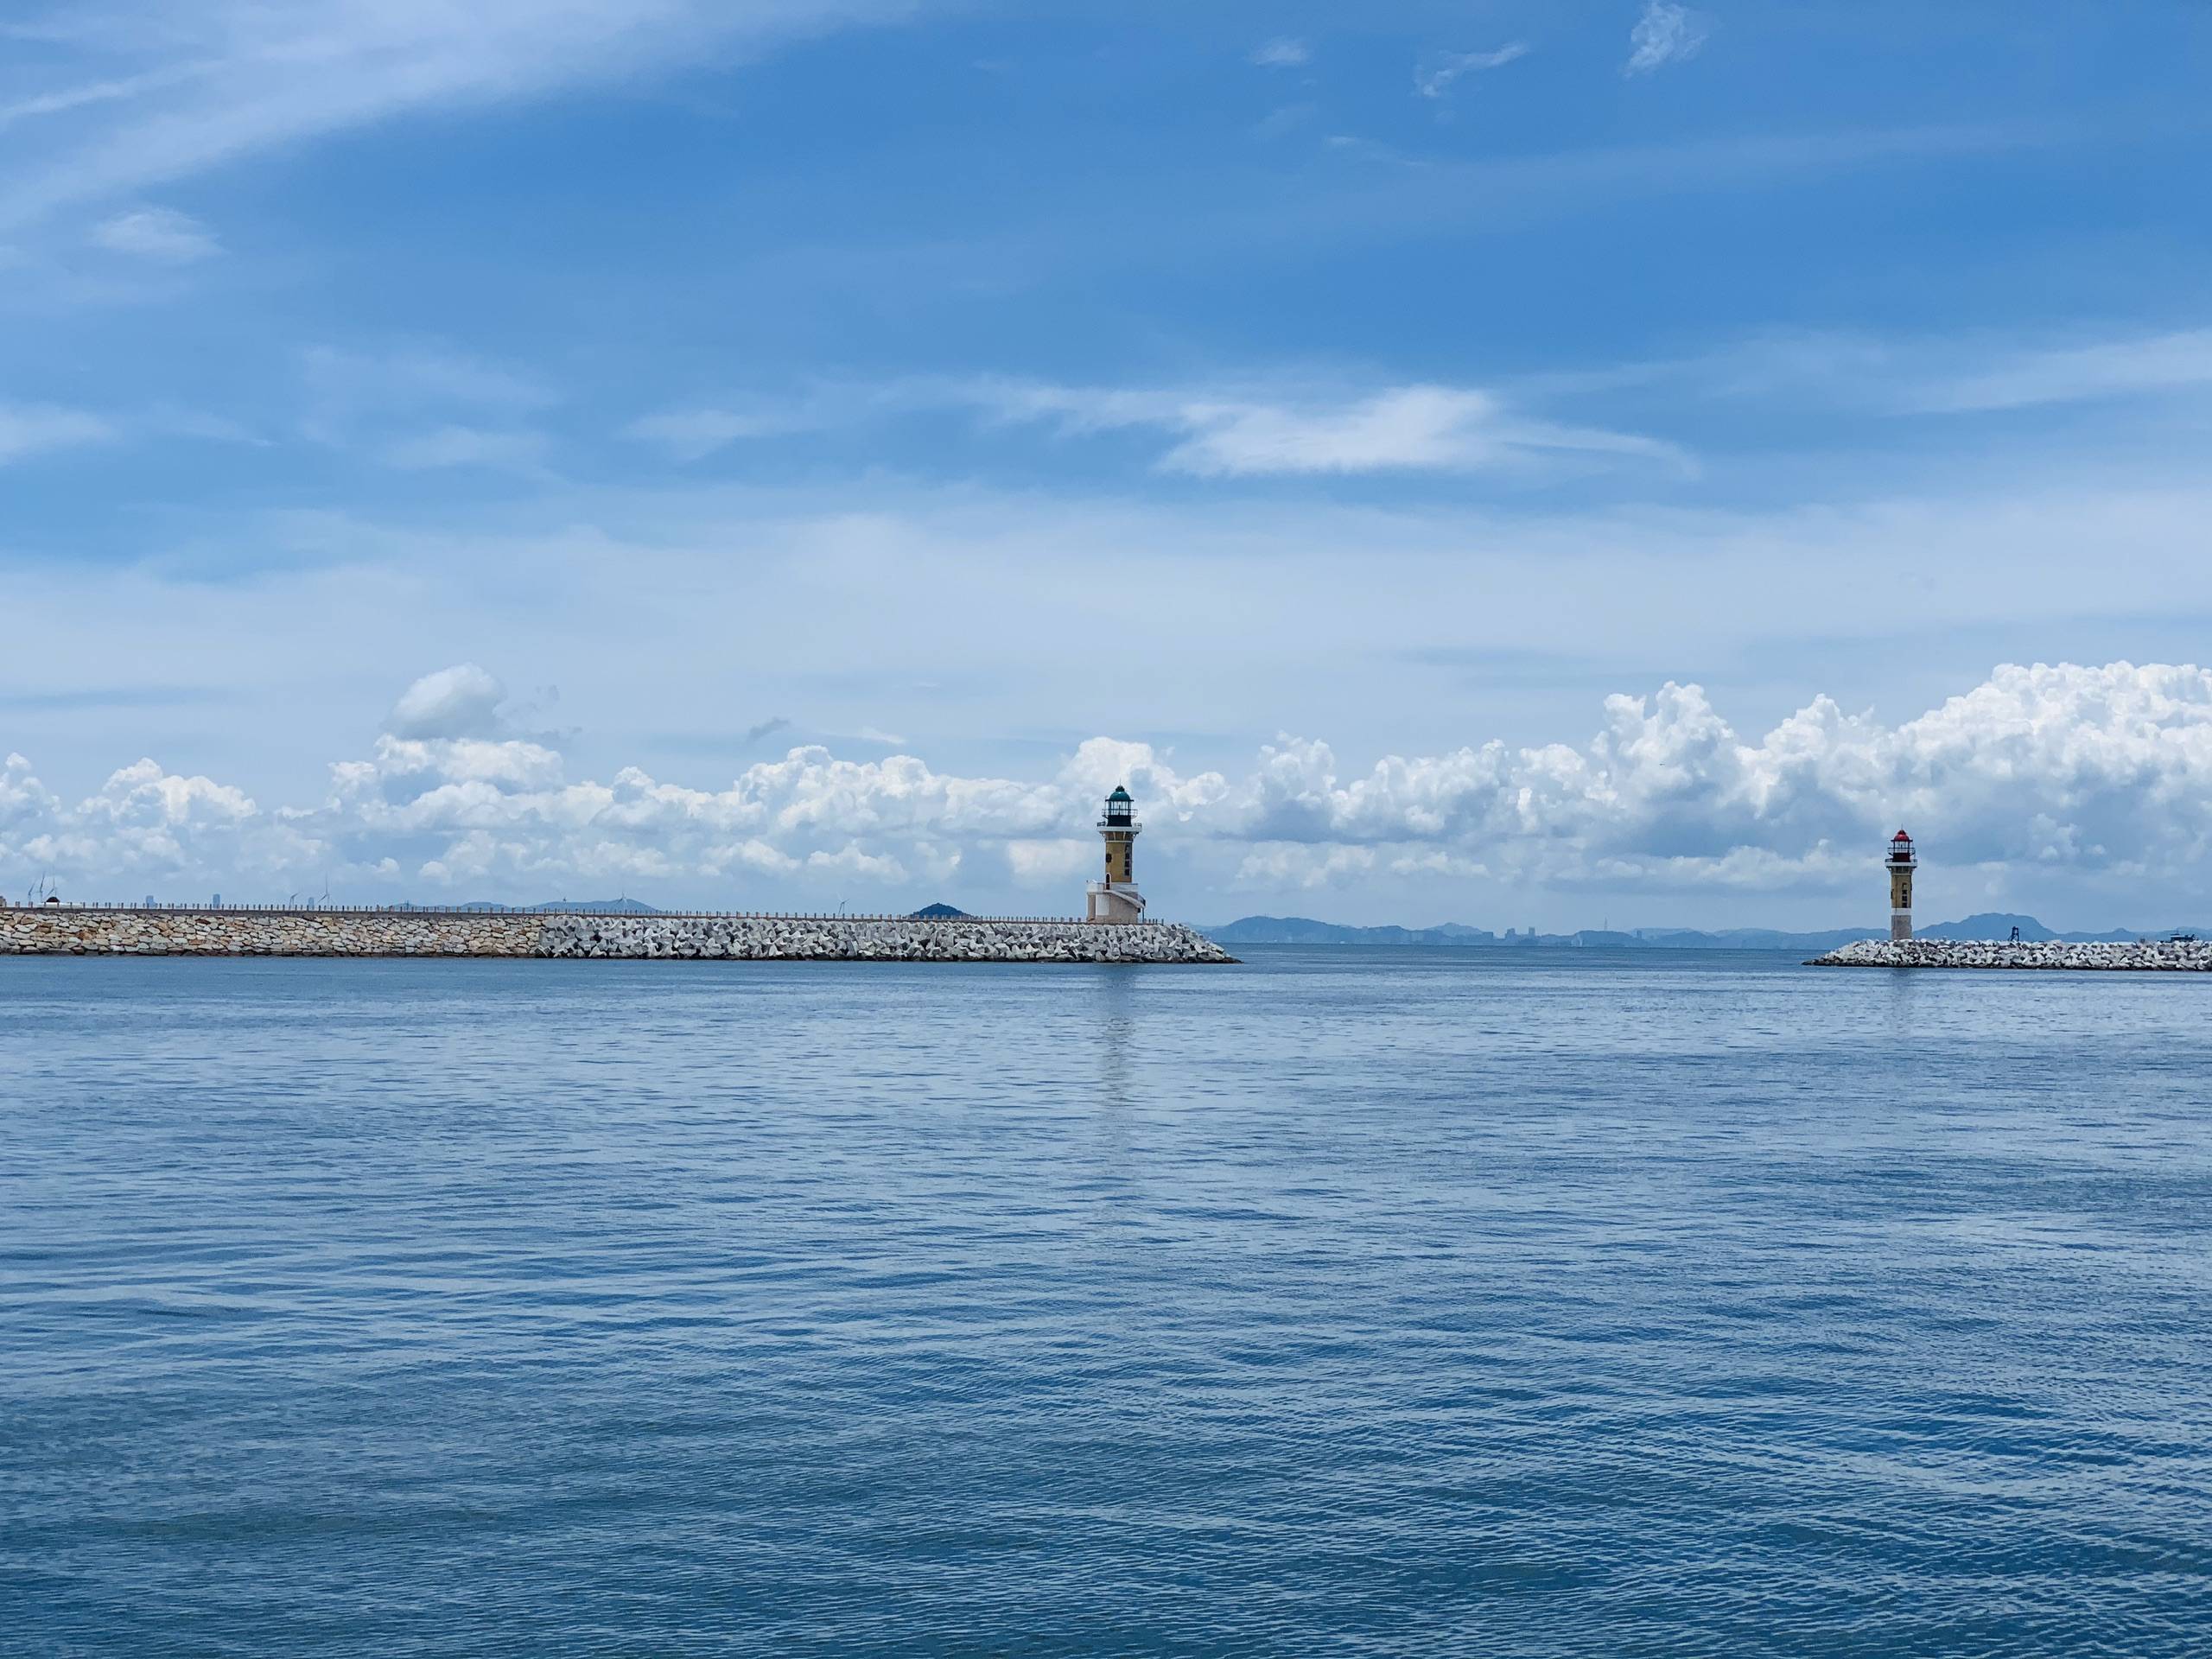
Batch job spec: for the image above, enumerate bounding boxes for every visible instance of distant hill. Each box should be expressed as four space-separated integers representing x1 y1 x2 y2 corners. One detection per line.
911 903 970 918
1915 912 2056 942
1198 914 2197 950
1203 916 1498 946
1915 912 2155 944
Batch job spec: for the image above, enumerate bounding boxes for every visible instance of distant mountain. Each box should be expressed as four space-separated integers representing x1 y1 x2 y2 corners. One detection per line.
1916 912 2164 944
911 903 970 918
1204 916 1500 946
1198 914 2194 950
1916 912 2057 942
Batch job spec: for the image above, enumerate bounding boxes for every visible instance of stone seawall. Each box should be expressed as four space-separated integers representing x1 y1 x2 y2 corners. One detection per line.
1810 938 2212 971
0 907 1236 964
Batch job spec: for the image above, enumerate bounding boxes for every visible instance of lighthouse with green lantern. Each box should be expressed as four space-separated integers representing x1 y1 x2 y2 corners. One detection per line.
1087 785 1146 923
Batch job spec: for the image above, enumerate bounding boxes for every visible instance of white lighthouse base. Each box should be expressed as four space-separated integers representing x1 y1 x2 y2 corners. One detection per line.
1087 882 1146 924
1891 909 1913 942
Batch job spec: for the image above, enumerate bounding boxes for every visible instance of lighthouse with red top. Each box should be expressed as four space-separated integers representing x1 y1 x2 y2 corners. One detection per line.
1887 830 1917 941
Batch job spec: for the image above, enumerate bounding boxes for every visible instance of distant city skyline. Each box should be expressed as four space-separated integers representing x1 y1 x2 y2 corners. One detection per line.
6 3 2212 925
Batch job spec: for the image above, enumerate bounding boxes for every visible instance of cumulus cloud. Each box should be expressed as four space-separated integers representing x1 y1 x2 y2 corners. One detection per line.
1 753 62 830
1005 838 1093 883
806 842 908 882
2 752 314 896
1211 664 2212 894
14 663 2212 912
1625 2 1710 76
1236 843 1376 890
388 664 508 741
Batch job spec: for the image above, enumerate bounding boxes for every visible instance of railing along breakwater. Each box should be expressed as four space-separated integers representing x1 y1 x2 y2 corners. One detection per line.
0 903 1236 964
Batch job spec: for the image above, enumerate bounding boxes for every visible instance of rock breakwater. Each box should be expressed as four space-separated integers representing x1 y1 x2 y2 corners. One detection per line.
0 906 1236 964
1810 938 2212 971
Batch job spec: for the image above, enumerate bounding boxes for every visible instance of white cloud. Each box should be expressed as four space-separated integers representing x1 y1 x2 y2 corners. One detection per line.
708 837 798 876
90 204 218 261
1251 37 1309 69
79 757 254 827
1389 849 1490 879
16 662 2212 916
388 664 507 741
1004 838 1092 884
1 753 64 830
620 374 1689 479
1056 737 1230 823
365 734 565 791
806 842 907 882
969 378 1690 478
1625 2 1710 76
0 402 112 463
1414 42 1529 100
1206 664 2212 895
0 0 928 232
0 66 213 134
1235 843 1376 889
3 753 310 893
1554 322 2212 423
1912 329 2212 415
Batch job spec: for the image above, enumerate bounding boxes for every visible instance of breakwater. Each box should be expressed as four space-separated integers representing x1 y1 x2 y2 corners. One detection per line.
0 906 1236 963
1810 938 2212 971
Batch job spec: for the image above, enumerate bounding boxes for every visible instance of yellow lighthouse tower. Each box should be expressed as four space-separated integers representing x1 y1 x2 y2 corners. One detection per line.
1087 785 1146 923
1887 829 1916 941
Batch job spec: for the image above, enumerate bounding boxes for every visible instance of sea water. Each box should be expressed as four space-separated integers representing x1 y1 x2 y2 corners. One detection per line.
3 950 2209 1656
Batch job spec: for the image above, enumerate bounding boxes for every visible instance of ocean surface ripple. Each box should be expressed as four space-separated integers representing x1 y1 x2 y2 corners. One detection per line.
5 950 2210 1656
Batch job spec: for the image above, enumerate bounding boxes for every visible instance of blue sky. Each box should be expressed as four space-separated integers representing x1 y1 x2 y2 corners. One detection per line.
6 1 2212 925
